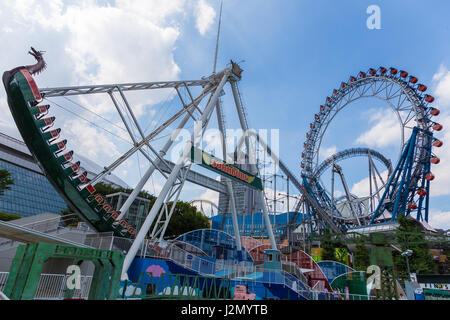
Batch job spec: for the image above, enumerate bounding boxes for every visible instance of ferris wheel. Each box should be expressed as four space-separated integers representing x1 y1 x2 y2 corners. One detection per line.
300 67 443 233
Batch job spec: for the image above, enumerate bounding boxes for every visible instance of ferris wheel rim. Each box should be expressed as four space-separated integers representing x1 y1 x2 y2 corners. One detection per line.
300 67 440 229
301 69 434 177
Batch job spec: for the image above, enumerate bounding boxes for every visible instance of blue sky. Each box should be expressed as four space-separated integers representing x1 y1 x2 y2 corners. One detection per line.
0 1 449 229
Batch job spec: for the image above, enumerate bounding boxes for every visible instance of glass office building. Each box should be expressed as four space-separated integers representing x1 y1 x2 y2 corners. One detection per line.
0 160 67 217
0 132 67 217
0 132 129 218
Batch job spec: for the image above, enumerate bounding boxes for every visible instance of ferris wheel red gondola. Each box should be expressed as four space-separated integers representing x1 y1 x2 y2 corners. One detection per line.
430 108 440 116
430 156 440 164
417 188 427 197
433 139 443 147
425 172 435 181
417 84 428 92
407 202 418 210
425 94 435 103
409 76 418 84
301 65 441 228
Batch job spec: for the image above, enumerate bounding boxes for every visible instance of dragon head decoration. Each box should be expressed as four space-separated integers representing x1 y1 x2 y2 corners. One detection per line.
26 47 47 76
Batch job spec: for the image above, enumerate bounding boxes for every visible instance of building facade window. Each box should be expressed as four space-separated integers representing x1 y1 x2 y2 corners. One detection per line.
0 159 68 217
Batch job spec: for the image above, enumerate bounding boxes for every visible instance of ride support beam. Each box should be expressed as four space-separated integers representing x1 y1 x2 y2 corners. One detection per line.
121 69 231 278
216 99 242 252
115 91 201 221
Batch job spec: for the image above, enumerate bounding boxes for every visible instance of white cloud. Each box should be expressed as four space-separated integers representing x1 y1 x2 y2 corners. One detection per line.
197 175 221 205
0 0 207 192
143 173 165 195
433 65 450 108
428 210 450 230
428 115 450 196
355 109 403 148
428 65 450 197
351 170 389 198
0 1 185 117
0 99 21 139
319 146 337 161
194 0 216 36
63 119 122 163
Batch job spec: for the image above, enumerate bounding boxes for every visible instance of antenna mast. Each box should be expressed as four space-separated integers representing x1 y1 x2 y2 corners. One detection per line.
213 0 223 74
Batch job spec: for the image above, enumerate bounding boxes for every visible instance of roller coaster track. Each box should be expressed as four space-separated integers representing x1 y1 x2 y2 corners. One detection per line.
236 131 342 234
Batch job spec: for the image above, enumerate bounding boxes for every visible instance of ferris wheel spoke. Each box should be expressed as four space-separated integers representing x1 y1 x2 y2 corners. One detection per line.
403 109 417 127
385 81 396 99
301 66 438 231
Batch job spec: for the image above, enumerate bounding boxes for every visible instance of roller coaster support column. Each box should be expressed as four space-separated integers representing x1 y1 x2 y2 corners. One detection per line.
369 127 432 224
230 80 276 250
392 128 418 221
121 69 231 278
259 191 278 250
216 100 242 252
230 80 251 158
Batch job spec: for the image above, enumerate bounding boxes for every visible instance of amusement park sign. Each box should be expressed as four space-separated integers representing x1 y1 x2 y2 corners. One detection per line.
190 146 263 190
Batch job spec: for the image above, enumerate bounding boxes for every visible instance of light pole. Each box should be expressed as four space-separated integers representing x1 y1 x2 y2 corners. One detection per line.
401 249 413 278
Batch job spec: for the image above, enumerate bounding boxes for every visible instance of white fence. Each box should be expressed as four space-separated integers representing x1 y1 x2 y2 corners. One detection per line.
0 272 92 300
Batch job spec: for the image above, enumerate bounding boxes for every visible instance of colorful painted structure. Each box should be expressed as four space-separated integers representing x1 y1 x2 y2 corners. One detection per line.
120 229 318 300
118 228 369 300
330 271 369 300
317 261 355 284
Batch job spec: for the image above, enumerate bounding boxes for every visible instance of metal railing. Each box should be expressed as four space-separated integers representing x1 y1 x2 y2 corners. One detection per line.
0 214 87 248
296 289 376 300
84 232 115 250
0 272 92 300
158 245 317 299
0 272 8 291
159 245 381 300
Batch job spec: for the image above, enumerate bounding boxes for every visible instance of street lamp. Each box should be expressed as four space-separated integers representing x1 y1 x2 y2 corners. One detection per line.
401 249 413 278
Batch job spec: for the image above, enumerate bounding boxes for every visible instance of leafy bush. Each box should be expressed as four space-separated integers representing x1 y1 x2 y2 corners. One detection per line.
0 212 21 222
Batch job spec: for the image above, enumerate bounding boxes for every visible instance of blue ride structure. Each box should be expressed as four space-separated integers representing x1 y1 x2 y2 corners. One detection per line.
297 67 442 234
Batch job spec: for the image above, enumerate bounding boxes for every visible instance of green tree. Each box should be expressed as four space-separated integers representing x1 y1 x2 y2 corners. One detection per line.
0 169 13 196
94 182 156 203
92 182 208 238
393 215 437 279
353 235 370 271
321 230 337 261
60 207 82 227
0 170 16 221
159 201 210 239
0 212 21 222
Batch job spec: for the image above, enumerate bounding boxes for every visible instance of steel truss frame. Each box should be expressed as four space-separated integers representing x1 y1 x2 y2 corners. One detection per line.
39 65 282 280
369 127 433 224
234 131 342 235
299 69 438 234
302 75 430 177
